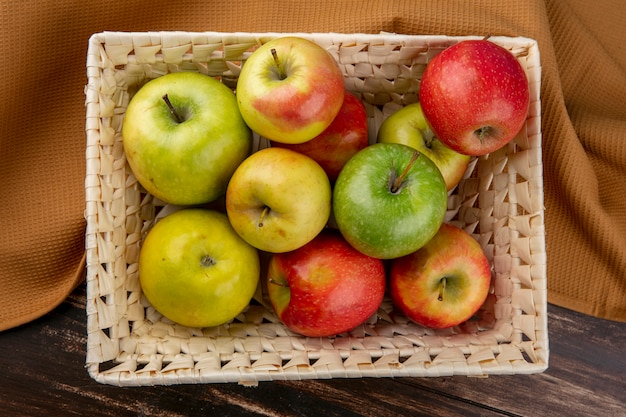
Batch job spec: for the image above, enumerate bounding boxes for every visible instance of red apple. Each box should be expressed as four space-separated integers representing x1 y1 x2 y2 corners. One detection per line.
271 92 368 182
389 223 492 329
419 39 529 156
266 230 386 337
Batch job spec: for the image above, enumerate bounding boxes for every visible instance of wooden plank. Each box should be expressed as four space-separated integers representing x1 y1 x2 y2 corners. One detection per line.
0 284 624 416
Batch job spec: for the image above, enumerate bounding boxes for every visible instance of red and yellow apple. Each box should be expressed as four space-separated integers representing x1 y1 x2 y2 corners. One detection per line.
236 36 345 144
389 223 492 329
266 230 386 337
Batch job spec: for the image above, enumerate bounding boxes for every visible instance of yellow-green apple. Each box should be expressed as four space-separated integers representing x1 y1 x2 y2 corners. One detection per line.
419 39 529 156
333 143 447 259
266 230 386 337
122 72 252 205
236 36 345 144
377 102 471 191
225 147 331 253
139 208 260 328
389 223 492 329
271 91 368 182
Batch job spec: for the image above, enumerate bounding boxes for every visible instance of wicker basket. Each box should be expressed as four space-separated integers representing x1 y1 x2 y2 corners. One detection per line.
84 31 547 386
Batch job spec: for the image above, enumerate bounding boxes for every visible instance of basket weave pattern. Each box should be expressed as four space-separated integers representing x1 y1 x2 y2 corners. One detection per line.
84 32 547 386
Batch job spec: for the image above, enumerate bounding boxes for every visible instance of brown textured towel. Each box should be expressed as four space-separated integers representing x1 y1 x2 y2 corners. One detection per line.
1 0 624 331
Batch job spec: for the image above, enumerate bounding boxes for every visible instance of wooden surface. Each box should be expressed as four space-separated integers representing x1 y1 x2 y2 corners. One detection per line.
1 283 624 417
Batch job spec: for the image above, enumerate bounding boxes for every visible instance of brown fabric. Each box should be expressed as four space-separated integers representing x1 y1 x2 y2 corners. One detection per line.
1 0 624 331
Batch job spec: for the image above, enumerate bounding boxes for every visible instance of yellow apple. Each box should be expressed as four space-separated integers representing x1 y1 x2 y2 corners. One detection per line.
377 102 470 191
139 208 260 328
225 147 332 253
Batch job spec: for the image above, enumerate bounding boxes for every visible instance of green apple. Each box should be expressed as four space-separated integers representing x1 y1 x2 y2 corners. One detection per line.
236 36 345 144
377 102 471 191
333 142 447 259
139 208 260 328
390 223 492 329
225 147 332 253
123 72 252 205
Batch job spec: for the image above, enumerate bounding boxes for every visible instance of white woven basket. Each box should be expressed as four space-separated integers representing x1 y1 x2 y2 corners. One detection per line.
84 31 547 386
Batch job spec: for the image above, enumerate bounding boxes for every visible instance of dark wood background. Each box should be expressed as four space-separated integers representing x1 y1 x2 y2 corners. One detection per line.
1 283 624 417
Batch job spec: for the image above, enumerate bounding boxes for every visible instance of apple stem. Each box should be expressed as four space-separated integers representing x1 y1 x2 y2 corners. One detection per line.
162 94 184 123
390 150 420 194
271 48 287 80
268 278 289 288
438 277 447 301
258 206 270 227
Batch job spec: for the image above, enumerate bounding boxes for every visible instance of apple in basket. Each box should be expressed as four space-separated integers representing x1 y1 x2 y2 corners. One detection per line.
332 142 448 259
139 208 260 328
389 223 492 329
236 36 345 144
377 102 471 191
122 72 252 205
225 147 332 253
266 229 386 337
419 39 530 156
271 91 369 182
